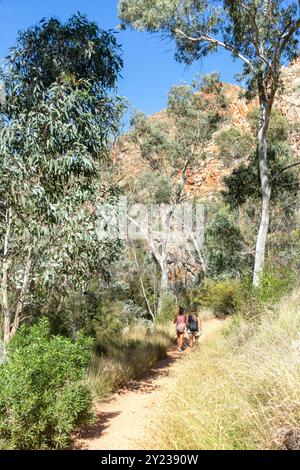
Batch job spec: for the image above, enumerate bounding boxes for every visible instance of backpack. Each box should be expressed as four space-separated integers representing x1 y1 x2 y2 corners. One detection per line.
189 319 198 332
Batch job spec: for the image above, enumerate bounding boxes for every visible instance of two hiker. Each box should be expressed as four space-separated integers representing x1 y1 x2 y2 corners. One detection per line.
174 306 202 352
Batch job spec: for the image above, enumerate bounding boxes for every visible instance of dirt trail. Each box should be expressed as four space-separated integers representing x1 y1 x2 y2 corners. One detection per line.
73 317 226 450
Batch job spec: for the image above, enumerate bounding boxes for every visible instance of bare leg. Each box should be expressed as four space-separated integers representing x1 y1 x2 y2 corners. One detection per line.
179 333 184 350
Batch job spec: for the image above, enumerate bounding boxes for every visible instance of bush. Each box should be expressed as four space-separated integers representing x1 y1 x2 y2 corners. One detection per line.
234 269 296 319
0 318 93 449
194 278 240 316
257 268 295 303
233 276 263 319
216 128 255 165
205 214 250 277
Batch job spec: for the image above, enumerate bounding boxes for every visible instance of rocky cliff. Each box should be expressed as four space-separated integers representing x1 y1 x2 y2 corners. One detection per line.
277 58 300 154
113 58 300 200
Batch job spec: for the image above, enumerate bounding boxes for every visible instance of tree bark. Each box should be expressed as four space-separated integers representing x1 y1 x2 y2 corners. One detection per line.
253 99 272 287
160 204 172 293
9 249 33 339
160 253 169 292
2 208 12 343
157 206 172 314
131 242 156 323
157 263 169 316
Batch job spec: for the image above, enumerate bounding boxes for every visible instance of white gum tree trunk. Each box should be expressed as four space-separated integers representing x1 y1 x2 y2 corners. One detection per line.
253 99 272 287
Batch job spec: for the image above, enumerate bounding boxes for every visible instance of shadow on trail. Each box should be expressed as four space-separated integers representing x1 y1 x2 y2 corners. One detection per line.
70 345 181 449
70 346 181 449
71 411 121 449
116 345 183 395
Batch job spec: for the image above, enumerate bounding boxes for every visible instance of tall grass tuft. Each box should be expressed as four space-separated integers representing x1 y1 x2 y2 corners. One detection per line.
87 322 173 399
153 288 300 450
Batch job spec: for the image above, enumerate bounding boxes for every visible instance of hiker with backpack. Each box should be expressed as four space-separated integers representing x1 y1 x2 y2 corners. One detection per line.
174 306 187 352
187 312 202 348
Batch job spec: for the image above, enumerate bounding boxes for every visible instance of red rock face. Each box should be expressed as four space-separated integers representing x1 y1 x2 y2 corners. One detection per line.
113 59 300 199
276 58 300 156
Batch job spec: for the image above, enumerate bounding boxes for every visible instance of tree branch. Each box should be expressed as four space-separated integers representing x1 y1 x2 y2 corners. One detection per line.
172 213 207 273
273 161 300 180
174 28 255 72
127 214 162 266
129 241 155 323
278 19 300 60
245 3 272 71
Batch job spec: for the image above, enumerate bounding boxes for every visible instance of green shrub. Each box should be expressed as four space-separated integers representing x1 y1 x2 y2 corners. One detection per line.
234 269 296 319
204 213 251 278
216 128 255 164
233 276 263 319
194 278 240 316
257 268 295 303
0 318 93 449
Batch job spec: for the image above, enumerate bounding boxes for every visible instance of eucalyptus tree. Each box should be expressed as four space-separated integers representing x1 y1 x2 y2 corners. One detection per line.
222 108 299 271
4 13 122 108
223 109 299 207
118 0 300 286
0 15 123 342
127 76 224 309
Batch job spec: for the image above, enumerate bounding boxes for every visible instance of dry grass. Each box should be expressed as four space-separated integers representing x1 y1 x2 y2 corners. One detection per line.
153 289 300 450
87 322 173 400
198 307 215 321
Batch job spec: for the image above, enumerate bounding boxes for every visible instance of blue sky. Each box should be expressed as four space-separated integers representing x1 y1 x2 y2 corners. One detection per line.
0 0 243 120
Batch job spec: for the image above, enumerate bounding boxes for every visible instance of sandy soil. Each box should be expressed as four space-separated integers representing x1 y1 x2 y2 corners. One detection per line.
72 317 226 450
